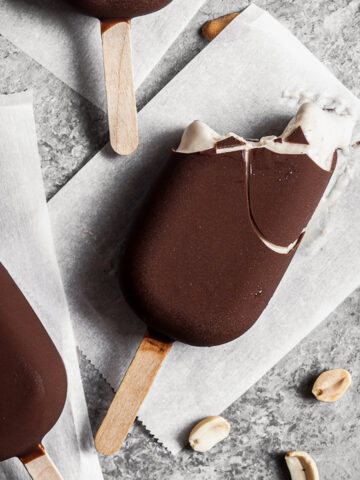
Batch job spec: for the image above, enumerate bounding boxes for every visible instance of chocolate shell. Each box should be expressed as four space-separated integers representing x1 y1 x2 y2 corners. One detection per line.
248 148 336 246
216 136 246 149
121 104 353 347
121 150 298 347
0 264 67 461
284 126 309 144
68 0 173 20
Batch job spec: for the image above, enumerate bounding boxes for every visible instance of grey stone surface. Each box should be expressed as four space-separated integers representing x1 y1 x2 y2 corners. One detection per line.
0 33 108 200
1 0 360 478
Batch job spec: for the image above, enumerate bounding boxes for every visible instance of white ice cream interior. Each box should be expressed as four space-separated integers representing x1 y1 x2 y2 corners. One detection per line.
176 103 355 172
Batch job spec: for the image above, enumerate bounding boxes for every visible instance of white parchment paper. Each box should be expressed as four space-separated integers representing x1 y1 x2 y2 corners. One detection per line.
49 5 360 453
0 92 103 479
0 0 205 110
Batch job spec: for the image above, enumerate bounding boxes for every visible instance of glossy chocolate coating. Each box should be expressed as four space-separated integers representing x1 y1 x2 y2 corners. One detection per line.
121 151 294 346
0 264 67 461
284 125 309 144
216 136 246 149
121 146 335 346
69 0 173 20
248 148 335 246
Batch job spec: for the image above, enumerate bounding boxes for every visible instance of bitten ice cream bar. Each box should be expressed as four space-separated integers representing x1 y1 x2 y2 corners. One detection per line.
95 103 355 456
121 103 355 346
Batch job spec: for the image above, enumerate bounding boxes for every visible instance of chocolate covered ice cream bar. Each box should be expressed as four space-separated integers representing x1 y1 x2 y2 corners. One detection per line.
0 264 67 477
121 103 354 346
95 103 354 457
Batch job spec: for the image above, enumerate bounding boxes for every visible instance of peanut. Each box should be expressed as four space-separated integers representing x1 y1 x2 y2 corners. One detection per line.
285 451 320 480
202 13 240 42
312 369 351 402
189 416 230 452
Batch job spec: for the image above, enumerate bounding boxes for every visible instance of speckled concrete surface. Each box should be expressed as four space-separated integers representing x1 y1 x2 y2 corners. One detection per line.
0 33 108 199
1 0 360 478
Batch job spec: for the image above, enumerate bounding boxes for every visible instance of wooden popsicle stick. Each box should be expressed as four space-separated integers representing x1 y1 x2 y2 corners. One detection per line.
20 444 63 480
95 330 173 455
101 20 138 156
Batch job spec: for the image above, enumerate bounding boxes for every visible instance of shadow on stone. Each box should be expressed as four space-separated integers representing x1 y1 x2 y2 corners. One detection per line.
295 372 318 401
272 451 290 480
